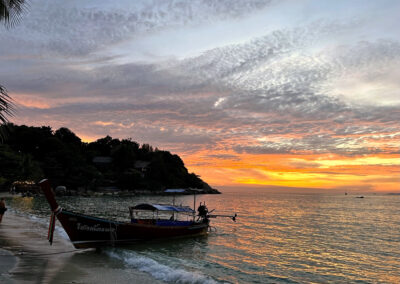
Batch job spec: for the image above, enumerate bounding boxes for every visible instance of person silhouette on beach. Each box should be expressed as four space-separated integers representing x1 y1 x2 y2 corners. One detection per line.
0 198 7 223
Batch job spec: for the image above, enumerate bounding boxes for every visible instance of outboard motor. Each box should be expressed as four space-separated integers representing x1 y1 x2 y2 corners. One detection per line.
197 202 208 217
197 202 209 224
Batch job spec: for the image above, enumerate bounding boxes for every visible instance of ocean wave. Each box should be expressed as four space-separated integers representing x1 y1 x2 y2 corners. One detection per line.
106 249 220 284
29 213 69 240
11 208 69 241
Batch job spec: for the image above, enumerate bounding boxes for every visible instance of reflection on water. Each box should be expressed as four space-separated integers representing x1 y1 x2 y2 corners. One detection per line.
8 189 400 283
10 196 35 212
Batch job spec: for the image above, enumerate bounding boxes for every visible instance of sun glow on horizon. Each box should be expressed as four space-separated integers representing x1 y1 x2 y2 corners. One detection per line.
183 150 400 192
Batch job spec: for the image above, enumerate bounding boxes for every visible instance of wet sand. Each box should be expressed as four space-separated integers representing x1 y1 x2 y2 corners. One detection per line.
0 207 164 283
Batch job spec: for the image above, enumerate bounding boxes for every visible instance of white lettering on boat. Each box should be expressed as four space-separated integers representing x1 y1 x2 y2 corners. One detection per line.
77 223 115 233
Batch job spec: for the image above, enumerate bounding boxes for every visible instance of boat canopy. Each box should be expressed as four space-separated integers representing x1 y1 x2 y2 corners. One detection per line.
130 203 195 213
164 188 204 193
165 189 186 193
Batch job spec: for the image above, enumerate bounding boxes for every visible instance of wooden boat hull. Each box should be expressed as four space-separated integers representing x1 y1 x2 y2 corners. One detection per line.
57 209 208 248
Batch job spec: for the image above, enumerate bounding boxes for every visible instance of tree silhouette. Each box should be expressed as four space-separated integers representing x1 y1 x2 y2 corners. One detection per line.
0 124 214 192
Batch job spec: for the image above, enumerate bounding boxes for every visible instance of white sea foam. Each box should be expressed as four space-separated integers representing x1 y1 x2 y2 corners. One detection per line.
27 214 47 225
106 249 219 284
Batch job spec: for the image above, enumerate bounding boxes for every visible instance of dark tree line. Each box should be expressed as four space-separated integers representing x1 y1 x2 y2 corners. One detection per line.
0 124 210 192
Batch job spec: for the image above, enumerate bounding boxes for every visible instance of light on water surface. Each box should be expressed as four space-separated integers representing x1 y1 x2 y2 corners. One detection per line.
8 188 400 283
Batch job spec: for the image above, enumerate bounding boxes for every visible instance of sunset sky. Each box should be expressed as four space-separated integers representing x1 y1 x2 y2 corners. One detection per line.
1 0 399 192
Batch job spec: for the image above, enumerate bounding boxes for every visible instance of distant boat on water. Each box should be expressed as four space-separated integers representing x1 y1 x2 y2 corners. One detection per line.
356 196 364 198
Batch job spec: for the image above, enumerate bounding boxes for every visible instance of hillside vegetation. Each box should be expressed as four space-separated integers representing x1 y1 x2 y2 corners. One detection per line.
0 124 218 193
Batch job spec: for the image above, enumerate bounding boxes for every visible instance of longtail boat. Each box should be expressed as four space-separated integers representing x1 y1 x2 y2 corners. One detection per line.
39 179 236 248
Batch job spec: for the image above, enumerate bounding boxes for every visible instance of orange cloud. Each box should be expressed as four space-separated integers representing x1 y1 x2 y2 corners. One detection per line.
13 93 51 109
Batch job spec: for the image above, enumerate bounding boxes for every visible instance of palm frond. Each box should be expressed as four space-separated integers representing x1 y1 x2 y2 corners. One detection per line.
0 85 15 142
0 85 15 124
0 0 27 28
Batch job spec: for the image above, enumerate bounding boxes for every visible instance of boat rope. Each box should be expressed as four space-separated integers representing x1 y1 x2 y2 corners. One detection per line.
0 248 93 257
47 206 62 245
109 222 114 246
0 249 90 257
109 222 118 246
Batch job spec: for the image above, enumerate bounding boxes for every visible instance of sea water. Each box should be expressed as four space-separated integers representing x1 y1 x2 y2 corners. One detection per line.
7 188 400 283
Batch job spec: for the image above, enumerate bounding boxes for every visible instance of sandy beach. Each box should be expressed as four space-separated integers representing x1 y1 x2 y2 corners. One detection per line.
0 196 164 284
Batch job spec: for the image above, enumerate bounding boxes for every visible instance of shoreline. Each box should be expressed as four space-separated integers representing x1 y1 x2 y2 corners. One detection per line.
0 248 16 284
0 210 84 283
0 208 165 284
0 189 221 200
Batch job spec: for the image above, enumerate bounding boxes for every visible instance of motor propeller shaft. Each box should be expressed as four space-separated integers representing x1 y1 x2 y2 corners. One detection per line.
208 213 237 222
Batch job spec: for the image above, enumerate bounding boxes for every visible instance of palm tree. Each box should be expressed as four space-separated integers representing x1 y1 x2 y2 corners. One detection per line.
0 0 26 139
